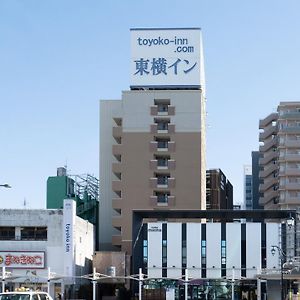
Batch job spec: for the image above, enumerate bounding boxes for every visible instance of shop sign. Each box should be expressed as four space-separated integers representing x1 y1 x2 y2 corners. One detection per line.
0 251 45 268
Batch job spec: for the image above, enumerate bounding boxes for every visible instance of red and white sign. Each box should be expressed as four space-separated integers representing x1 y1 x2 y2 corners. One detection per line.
0 252 45 268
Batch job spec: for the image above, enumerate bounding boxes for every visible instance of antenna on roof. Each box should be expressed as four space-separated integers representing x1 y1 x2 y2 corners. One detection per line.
23 198 27 209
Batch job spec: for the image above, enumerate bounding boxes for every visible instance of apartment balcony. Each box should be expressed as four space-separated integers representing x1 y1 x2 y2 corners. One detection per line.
150 105 175 116
112 180 122 191
112 198 123 210
259 177 277 192
280 126 300 134
259 113 278 128
149 177 175 188
281 168 300 176
150 124 175 134
262 190 278 203
149 195 175 207
279 111 300 120
280 195 300 205
284 140 300 148
112 235 122 246
280 154 300 162
149 141 176 152
112 126 122 138
112 144 122 156
149 159 176 170
112 216 122 229
259 125 277 141
259 151 278 165
283 183 300 190
112 162 122 173
259 137 277 152
259 164 277 178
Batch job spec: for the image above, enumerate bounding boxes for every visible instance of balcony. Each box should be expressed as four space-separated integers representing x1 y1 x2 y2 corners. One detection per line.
259 137 277 152
262 190 278 203
112 162 122 173
281 168 300 176
150 105 175 116
284 182 300 190
149 159 176 170
259 125 277 141
112 126 122 138
280 126 300 134
259 113 278 128
112 180 122 191
281 154 300 162
112 144 122 156
259 177 277 192
279 111 300 120
112 216 122 229
150 124 175 134
150 141 175 152
112 235 122 246
112 198 123 210
259 164 277 178
284 140 300 148
259 151 278 165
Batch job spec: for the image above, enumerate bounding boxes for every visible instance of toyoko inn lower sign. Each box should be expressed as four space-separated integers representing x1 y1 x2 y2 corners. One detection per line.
0 252 45 268
130 28 203 88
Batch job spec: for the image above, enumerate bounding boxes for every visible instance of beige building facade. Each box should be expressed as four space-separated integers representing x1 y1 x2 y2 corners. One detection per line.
99 89 206 253
259 102 300 209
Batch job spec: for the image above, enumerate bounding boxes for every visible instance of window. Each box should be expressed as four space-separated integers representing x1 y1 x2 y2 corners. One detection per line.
156 155 170 167
21 227 47 240
156 174 170 185
0 227 15 240
155 192 170 203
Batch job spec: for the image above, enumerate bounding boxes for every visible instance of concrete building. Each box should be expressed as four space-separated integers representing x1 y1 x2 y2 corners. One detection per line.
243 165 253 210
251 151 263 209
206 169 233 209
259 102 300 209
0 200 94 299
99 28 206 253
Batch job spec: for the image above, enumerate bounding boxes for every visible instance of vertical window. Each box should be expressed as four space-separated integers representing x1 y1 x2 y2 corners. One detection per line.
221 223 226 277
182 223 187 276
241 224 246 277
201 224 206 278
142 224 148 275
162 223 167 277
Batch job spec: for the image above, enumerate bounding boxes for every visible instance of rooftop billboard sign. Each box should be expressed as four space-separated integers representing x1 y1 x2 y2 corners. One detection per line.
130 28 202 89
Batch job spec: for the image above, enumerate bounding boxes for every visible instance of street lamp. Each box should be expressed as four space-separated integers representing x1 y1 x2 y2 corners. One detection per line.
0 184 11 188
271 245 286 300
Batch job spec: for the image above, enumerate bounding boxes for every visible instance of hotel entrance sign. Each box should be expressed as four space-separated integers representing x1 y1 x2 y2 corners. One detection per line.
130 28 202 89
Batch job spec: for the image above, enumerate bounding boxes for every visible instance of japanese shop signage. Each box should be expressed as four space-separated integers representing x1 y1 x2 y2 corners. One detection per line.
0 251 45 268
130 28 202 88
63 199 75 280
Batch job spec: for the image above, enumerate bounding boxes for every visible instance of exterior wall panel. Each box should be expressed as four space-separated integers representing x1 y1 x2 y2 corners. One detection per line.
226 223 241 278
187 223 201 279
206 223 221 278
246 223 261 278
167 223 182 278
148 222 162 278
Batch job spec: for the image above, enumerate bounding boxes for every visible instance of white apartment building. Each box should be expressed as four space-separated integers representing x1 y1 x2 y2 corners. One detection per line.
259 102 300 209
0 200 94 299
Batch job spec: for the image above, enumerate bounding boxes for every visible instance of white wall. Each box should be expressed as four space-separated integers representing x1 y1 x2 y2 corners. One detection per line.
167 223 181 279
206 223 221 278
266 223 280 270
187 223 201 279
246 223 261 277
226 223 241 278
148 222 162 278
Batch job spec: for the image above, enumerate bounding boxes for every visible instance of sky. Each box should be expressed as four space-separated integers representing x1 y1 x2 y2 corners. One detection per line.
1 0 300 208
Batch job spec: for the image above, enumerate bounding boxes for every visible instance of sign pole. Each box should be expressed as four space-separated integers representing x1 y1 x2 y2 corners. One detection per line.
92 267 97 300
139 268 143 300
47 267 51 295
185 268 188 300
2 266 5 293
